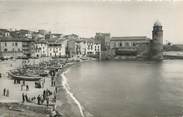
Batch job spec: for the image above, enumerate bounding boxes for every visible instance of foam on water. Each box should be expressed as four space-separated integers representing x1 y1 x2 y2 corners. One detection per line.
61 69 86 117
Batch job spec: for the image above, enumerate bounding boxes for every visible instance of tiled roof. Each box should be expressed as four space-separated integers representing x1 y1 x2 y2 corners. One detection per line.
0 37 33 42
111 36 151 41
47 38 66 44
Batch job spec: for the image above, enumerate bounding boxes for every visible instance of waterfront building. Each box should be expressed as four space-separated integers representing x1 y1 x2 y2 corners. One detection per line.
66 39 77 58
79 39 87 56
110 36 151 57
151 20 163 60
48 39 67 57
95 33 110 51
85 38 101 56
33 39 48 58
22 39 34 58
0 37 33 58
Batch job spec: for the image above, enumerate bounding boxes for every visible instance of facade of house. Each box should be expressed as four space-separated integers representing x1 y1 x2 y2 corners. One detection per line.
95 33 110 51
79 40 87 56
48 39 67 57
66 39 76 58
0 37 34 58
33 40 48 57
110 36 151 56
85 38 101 56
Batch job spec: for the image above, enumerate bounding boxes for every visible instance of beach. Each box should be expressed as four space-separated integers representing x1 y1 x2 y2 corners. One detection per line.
0 58 91 117
55 61 94 117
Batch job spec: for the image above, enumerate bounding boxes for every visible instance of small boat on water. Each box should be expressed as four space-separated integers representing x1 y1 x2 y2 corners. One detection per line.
8 70 42 81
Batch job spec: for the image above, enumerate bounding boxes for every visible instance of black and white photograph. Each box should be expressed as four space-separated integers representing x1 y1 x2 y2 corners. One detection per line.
0 0 183 117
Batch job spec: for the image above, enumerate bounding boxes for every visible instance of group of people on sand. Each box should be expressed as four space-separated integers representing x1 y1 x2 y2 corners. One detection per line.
21 88 56 107
37 89 54 106
3 88 9 97
20 80 29 91
22 93 29 103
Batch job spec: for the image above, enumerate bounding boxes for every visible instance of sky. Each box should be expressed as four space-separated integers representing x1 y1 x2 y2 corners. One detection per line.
0 0 182 44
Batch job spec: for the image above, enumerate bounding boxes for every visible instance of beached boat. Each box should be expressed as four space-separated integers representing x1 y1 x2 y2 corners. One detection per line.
8 70 42 81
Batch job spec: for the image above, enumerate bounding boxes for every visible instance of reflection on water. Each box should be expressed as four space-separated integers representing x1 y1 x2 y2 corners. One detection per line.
66 60 183 117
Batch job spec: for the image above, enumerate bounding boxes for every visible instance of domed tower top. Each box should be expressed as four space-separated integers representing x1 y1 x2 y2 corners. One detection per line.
153 20 163 31
154 20 162 27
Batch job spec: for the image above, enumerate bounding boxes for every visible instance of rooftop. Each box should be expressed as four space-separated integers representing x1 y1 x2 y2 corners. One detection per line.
0 37 33 42
111 36 151 41
154 20 162 27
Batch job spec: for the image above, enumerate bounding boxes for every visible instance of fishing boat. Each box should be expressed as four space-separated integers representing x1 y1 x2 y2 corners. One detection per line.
8 70 42 81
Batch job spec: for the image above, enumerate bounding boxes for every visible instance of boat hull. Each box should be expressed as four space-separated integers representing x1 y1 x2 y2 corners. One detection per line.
8 71 42 81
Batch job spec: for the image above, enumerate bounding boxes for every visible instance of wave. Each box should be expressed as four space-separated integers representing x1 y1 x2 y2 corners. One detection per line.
61 69 94 117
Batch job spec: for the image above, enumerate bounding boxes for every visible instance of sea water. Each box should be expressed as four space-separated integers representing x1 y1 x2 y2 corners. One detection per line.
65 60 183 117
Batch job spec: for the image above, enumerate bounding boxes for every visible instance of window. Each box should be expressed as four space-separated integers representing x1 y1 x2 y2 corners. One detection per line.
18 48 21 51
5 42 7 47
119 43 122 47
4 48 7 52
125 42 129 47
15 42 18 46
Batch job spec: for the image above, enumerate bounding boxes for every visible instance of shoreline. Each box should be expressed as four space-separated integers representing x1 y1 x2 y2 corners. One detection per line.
55 62 85 117
55 60 94 117
0 58 93 117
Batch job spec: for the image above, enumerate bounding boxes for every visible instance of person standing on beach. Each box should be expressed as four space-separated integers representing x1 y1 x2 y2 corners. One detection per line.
6 89 9 97
46 96 49 106
26 85 29 91
25 94 29 102
37 95 41 105
22 93 25 103
3 88 6 96
43 90 46 100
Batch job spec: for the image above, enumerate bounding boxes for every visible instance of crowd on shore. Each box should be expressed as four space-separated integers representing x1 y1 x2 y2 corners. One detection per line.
0 57 92 117
0 58 67 117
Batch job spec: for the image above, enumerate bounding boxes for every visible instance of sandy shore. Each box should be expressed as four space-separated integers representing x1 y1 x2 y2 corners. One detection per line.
0 103 51 117
55 61 94 117
0 58 54 117
55 62 83 117
0 58 94 117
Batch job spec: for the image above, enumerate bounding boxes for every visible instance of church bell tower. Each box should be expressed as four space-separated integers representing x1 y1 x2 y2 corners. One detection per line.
151 20 163 60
